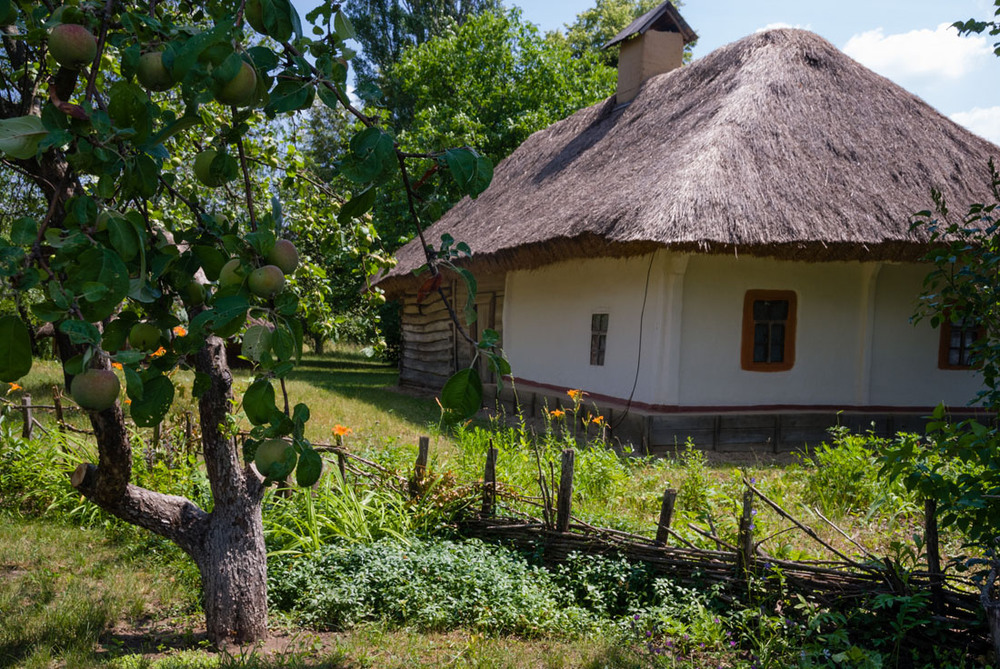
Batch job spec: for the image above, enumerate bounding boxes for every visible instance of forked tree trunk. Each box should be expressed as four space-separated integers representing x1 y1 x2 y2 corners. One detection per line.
71 333 269 645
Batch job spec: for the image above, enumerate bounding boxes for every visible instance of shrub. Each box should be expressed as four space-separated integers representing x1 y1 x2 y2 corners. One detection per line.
268 537 597 636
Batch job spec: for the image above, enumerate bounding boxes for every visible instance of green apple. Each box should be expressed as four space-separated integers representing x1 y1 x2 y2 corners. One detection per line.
70 369 120 411
267 239 299 274
214 61 257 107
254 438 292 478
129 322 161 350
248 265 284 298
183 281 206 307
194 149 224 187
49 23 97 70
218 258 247 289
136 51 173 91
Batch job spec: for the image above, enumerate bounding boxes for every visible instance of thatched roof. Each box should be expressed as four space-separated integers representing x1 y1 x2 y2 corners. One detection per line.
380 28 1000 295
604 1 697 48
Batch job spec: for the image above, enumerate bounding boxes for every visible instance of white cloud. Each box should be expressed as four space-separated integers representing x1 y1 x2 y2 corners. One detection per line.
843 23 992 81
755 22 811 33
951 106 1000 145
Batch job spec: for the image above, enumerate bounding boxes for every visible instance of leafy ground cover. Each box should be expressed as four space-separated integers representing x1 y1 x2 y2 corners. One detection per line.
0 347 991 667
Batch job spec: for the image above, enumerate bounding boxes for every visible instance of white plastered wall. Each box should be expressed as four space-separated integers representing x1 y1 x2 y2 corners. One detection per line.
503 252 982 408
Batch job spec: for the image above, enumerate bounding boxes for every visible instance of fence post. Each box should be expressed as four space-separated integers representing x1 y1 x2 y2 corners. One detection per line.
21 393 32 439
925 498 944 614
655 488 678 546
482 446 498 517
337 452 347 483
52 385 65 433
737 487 755 578
414 435 430 480
556 448 575 532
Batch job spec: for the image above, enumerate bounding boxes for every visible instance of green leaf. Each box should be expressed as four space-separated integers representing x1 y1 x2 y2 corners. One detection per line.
265 79 316 115
193 371 212 398
113 350 146 366
108 216 140 262
66 248 130 322
440 367 483 421
130 374 174 427
271 325 294 361
333 10 355 40
295 447 322 487
10 217 37 246
242 324 272 362
123 366 144 401
244 378 277 426
337 186 376 225
0 316 32 382
58 320 101 347
0 116 47 159
339 127 395 184
443 148 493 198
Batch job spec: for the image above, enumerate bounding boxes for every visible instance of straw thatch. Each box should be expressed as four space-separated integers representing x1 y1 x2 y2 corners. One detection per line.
380 28 1000 295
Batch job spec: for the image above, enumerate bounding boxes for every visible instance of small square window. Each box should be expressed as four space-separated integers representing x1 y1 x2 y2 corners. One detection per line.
590 313 609 366
741 291 796 372
938 315 983 370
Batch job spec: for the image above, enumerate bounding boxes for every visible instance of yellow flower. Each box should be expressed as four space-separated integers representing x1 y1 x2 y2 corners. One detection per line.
566 389 584 402
333 424 352 437
111 362 123 370
547 409 565 419
7 382 21 391
150 346 167 358
172 325 187 337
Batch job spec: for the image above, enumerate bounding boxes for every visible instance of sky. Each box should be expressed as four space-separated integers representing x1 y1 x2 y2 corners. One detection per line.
292 0 1000 144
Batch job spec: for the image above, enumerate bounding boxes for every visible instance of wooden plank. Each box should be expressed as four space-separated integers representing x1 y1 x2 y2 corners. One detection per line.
655 489 677 545
401 327 454 343
400 357 454 376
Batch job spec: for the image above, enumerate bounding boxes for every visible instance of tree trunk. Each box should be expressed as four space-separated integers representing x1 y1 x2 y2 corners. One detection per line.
72 332 270 645
313 335 324 355
194 497 268 643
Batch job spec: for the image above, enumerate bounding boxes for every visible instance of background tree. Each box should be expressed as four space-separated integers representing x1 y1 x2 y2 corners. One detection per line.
0 0 492 646
344 0 502 129
564 0 663 65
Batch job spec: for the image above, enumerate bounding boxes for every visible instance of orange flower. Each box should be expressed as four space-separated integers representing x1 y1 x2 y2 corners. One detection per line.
566 389 584 402
111 362 123 370
8 382 21 391
547 409 565 419
591 415 605 426
124 397 132 405
150 346 167 358
333 424 352 437
172 325 187 337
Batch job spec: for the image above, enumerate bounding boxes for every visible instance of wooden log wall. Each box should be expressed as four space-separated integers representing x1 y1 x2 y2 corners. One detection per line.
398 274 505 391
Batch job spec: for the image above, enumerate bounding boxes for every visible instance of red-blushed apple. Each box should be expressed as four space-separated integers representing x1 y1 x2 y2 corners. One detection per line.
267 239 299 274
70 369 120 411
49 24 97 70
248 265 285 297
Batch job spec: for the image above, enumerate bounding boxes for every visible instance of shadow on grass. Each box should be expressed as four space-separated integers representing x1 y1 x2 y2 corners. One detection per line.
287 350 441 429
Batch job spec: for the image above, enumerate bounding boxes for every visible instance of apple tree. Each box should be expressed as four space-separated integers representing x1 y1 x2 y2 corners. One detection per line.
0 0 494 645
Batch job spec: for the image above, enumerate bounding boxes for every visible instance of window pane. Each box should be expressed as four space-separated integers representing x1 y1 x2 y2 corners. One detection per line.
949 348 961 366
770 323 785 362
753 301 769 321
753 323 769 362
